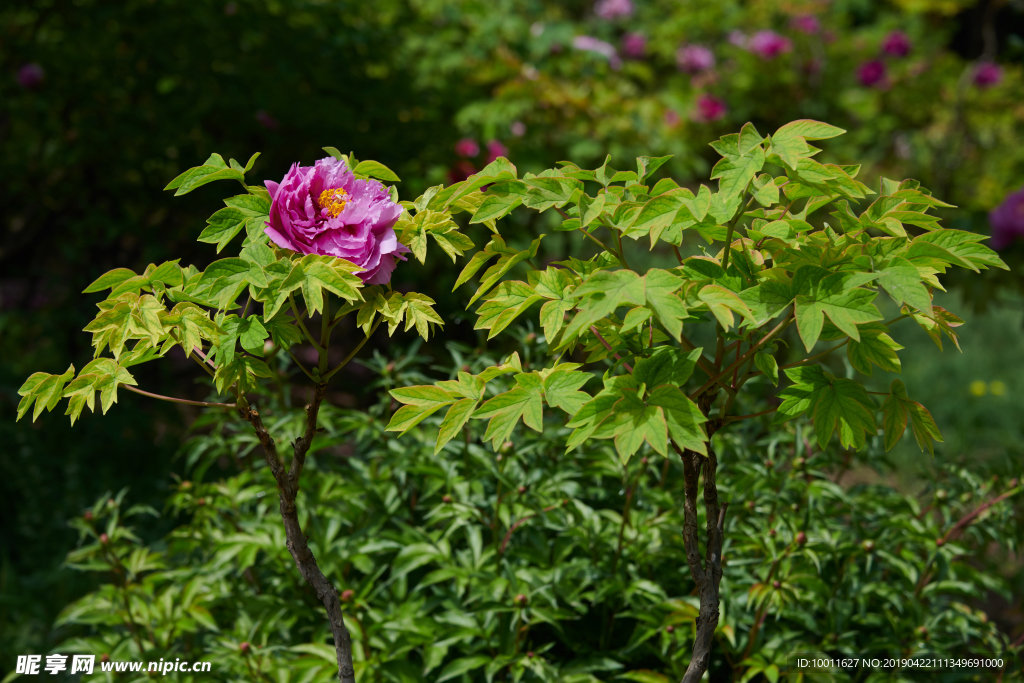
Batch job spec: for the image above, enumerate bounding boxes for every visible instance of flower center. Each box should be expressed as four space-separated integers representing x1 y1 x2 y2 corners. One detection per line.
318 188 349 218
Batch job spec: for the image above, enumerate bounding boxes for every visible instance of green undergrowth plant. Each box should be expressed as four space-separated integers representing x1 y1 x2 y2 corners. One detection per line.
47 342 1023 683
17 120 1019 681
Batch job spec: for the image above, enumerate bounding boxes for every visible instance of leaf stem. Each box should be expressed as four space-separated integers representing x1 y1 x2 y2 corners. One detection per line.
287 349 319 383
324 319 382 381
722 406 777 424
122 384 236 408
289 293 325 353
689 311 793 401
590 325 633 373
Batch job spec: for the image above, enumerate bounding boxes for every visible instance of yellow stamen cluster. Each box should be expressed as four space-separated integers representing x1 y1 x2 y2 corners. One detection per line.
318 188 349 218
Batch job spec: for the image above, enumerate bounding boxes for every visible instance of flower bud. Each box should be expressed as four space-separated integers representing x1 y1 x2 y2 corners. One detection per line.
513 593 528 607
641 457 648 465
936 538 945 547
772 580 781 589
790 503 800 512
385 361 395 373
99 533 110 545
83 511 94 522
1009 478 1019 488
768 528 776 538
100 654 109 664
526 651 535 659
745 500 755 511
916 625 928 637
862 540 875 553
792 457 806 471
935 489 947 501
796 531 807 545
665 625 675 633
500 441 514 455
524 333 536 343
240 642 251 654
461 364 471 373
180 481 192 490
442 495 452 504
518 486 527 494
765 459 775 469
340 589 354 602
107 498 117 508
196 498 206 506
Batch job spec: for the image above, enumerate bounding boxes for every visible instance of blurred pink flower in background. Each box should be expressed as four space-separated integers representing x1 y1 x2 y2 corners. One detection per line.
882 31 912 57
622 32 647 59
455 138 480 158
791 15 821 34
974 63 1002 88
573 35 623 70
594 0 633 20
664 110 681 127
748 31 792 60
857 60 887 87
17 63 45 89
255 110 279 130
448 161 477 184
677 45 715 73
693 94 727 122
728 31 748 48
510 121 527 137
486 140 509 163
989 187 1024 250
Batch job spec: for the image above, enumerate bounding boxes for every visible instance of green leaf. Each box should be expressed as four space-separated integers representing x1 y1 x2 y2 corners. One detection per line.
543 369 592 415
774 120 846 141
173 165 246 196
436 656 492 683
353 160 400 182
435 398 478 454
847 322 903 376
474 373 544 448
17 365 76 422
877 257 932 313
647 386 708 454
737 122 765 156
634 347 701 389
754 352 779 386
618 671 671 683
711 146 765 199
636 155 672 181
812 378 877 450
793 270 883 350
83 268 137 294
467 234 545 305
774 365 831 424
698 284 753 331
644 269 687 341
475 281 543 339
881 379 943 454
199 207 250 253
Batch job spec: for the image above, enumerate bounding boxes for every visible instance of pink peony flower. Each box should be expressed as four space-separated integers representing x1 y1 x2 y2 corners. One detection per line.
791 15 821 34
573 35 622 70
677 45 715 73
17 63 45 89
974 63 1002 88
594 0 633 20
455 138 480 158
622 32 647 59
693 94 727 122
486 139 509 163
989 188 1024 250
510 121 527 137
881 31 912 57
857 60 887 87
264 157 408 285
748 31 792 60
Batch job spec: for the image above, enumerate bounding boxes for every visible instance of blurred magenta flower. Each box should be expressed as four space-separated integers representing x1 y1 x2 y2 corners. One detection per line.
448 161 477 184
486 139 509 163
594 0 633 20
455 138 480 158
881 31 912 57
17 63 45 89
974 63 1002 88
510 121 527 137
857 60 887 87
573 35 623 70
693 94 727 122
791 15 821 34
748 31 792 60
264 157 408 285
622 32 647 59
989 188 1024 250
677 45 715 73
728 30 748 48
255 110 279 130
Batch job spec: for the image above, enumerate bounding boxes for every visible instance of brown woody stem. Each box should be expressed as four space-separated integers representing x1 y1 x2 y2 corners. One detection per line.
241 383 356 683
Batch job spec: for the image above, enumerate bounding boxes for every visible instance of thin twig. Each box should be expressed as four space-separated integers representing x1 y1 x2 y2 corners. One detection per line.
123 384 235 408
